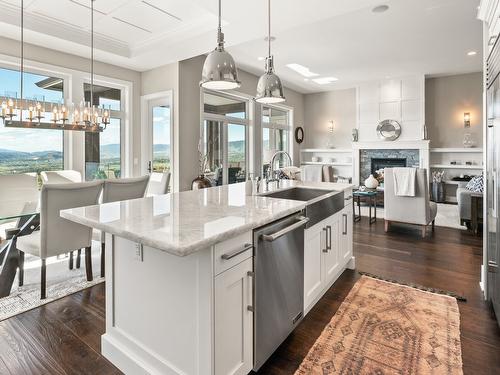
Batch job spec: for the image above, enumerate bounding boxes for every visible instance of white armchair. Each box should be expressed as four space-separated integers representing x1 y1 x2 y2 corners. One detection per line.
384 168 437 238
93 175 150 277
16 181 103 299
41 170 82 184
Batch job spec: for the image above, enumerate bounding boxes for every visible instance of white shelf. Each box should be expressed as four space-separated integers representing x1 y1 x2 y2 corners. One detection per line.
443 180 469 185
430 164 483 170
301 162 352 166
430 148 483 153
300 148 352 153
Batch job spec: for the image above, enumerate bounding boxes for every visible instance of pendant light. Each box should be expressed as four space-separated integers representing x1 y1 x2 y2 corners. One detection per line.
200 0 241 90
255 0 285 104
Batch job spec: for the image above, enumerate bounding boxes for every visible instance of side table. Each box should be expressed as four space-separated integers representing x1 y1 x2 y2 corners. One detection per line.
353 190 378 225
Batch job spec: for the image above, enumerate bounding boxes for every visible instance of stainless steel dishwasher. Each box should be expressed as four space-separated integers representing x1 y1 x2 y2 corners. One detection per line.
253 213 309 371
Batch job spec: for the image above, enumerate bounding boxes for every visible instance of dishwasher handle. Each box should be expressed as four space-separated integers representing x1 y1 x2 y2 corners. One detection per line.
262 216 310 242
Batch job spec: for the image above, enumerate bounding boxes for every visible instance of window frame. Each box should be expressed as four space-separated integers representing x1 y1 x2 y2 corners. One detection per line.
0 56 71 173
260 103 294 174
0 53 133 178
81 75 131 180
201 89 252 185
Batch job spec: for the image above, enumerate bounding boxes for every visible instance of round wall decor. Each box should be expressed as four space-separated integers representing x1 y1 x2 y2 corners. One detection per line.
377 119 401 141
295 126 304 144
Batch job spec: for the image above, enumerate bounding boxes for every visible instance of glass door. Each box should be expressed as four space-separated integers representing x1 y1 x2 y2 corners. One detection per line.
145 96 172 189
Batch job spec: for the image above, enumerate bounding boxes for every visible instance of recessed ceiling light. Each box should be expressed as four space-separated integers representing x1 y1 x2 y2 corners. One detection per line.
257 56 265 61
286 63 319 78
467 51 477 56
312 77 338 85
372 4 389 13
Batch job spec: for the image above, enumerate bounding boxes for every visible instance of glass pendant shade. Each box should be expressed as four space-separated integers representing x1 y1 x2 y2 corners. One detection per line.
255 56 285 104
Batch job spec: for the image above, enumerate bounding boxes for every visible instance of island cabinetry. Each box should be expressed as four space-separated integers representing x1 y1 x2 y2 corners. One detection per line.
304 203 354 314
101 231 254 375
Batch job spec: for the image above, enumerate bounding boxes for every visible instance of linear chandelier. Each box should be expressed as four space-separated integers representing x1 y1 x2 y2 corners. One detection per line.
0 0 109 132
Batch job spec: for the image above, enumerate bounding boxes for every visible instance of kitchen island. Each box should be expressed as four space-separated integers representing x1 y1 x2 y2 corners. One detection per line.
61 180 354 375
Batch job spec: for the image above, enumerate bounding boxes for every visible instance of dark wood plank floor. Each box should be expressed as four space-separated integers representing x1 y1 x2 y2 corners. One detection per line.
1 219 499 374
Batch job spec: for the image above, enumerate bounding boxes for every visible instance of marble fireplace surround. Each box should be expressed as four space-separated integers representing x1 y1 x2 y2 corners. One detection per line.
352 140 430 186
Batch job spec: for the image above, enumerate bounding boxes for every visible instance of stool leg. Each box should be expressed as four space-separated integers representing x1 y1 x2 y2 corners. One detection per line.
69 251 74 270
76 249 81 269
85 247 93 282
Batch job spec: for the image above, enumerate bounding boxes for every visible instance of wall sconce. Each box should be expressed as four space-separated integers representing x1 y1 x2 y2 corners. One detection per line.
328 120 334 133
464 112 471 128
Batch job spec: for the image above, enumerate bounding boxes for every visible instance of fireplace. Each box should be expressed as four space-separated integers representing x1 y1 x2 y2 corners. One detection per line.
371 158 407 175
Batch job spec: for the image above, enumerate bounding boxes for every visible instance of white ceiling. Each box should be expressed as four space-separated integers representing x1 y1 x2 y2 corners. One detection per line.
0 0 483 93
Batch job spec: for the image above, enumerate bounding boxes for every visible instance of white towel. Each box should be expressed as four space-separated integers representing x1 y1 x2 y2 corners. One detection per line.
301 165 323 182
393 167 416 196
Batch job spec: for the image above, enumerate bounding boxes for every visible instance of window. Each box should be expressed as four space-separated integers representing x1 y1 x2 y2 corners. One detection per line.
202 91 249 185
262 106 291 175
0 67 64 175
84 83 123 180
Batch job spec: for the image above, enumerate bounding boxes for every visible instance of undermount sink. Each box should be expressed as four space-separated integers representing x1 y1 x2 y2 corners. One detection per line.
264 187 344 228
263 187 335 202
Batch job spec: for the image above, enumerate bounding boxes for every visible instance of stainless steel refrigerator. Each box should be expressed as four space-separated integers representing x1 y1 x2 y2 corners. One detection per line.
486 38 500 326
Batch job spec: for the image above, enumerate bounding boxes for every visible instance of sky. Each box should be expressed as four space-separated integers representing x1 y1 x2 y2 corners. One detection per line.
0 67 64 152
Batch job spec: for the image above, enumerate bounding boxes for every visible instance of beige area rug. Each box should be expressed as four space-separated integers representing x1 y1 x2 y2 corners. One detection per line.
358 203 465 230
296 276 463 375
0 241 104 321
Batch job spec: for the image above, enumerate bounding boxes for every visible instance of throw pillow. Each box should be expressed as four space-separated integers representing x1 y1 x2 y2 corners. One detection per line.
466 175 484 193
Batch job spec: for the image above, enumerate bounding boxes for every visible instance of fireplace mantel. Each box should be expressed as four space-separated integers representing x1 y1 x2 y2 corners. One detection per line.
351 140 430 185
352 140 430 151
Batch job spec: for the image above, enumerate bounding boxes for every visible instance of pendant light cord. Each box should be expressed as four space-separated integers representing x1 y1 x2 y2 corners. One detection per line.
90 0 94 107
268 0 271 58
20 0 24 102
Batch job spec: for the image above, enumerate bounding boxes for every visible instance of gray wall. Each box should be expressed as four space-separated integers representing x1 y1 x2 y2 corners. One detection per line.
426 72 483 148
303 88 356 149
143 55 305 191
0 36 143 176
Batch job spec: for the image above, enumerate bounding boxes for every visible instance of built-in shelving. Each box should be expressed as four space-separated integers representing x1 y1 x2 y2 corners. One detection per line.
300 148 352 153
430 164 483 170
301 162 352 166
430 148 483 153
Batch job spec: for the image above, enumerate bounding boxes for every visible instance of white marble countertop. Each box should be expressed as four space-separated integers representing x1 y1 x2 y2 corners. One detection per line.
61 180 353 257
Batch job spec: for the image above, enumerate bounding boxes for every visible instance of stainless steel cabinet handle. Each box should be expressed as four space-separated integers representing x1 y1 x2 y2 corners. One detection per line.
326 225 332 251
221 243 253 260
342 213 348 235
322 227 328 252
247 271 254 312
262 216 310 242
488 260 499 273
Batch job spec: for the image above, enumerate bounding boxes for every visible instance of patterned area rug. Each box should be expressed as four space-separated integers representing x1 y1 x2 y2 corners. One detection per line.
296 276 463 375
0 243 104 321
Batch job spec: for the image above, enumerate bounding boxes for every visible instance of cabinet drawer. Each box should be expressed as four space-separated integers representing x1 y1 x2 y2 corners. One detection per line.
214 231 253 275
344 189 353 207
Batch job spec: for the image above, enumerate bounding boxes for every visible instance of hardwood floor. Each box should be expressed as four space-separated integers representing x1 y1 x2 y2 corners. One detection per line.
0 219 499 374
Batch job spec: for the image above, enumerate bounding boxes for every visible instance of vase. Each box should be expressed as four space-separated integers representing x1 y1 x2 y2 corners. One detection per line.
364 174 379 189
432 182 445 203
191 174 211 190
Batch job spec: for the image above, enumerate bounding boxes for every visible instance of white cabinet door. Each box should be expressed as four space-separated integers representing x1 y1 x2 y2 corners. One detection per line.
323 214 340 284
304 223 326 311
340 206 353 263
215 258 253 375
